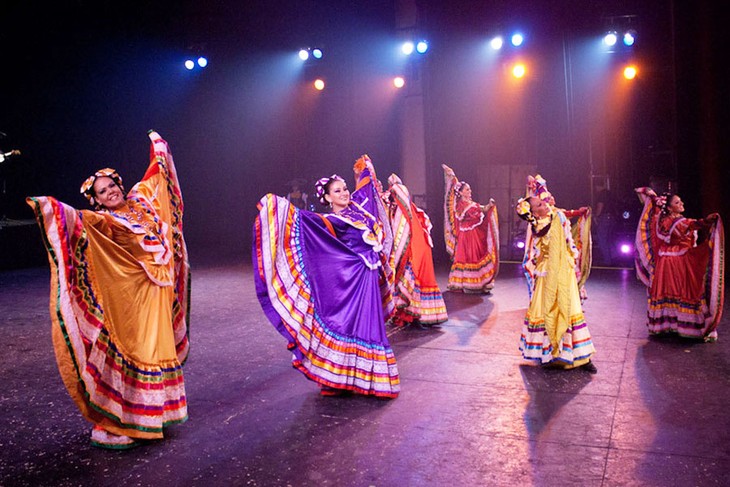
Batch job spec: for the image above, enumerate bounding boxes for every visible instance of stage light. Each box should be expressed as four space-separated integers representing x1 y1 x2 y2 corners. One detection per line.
416 40 429 54
314 79 325 91
623 65 637 80
510 33 524 47
312 48 323 59
623 30 636 46
516 240 525 249
602 15 638 54
401 41 415 55
197 57 208 68
619 243 633 255
184 59 195 70
393 76 405 88
512 63 526 78
622 210 631 220
490 36 504 50
299 49 310 61
603 31 618 47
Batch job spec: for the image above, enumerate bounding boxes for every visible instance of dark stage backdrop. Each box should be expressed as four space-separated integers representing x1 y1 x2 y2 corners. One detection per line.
1 0 727 270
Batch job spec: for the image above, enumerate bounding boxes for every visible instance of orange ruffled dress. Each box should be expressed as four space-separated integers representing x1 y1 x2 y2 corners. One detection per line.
387 174 447 326
26 132 190 447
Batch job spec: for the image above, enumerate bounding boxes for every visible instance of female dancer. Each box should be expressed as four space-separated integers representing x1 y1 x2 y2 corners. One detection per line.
516 177 597 372
442 164 499 293
253 167 400 398
26 131 190 449
635 188 724 341
386 173 448 327
523 174 592 301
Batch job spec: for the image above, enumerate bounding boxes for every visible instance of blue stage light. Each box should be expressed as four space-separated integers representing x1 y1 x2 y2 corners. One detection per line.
623 30 636 46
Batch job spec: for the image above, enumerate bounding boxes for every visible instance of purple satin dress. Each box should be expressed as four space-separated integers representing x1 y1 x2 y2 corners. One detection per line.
253 194 399 397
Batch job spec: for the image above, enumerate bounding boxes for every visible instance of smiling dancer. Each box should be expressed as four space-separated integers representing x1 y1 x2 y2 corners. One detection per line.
254 162 399 398
27 131 190 449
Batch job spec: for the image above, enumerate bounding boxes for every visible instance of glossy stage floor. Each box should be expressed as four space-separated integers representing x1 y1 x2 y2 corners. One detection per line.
1 260 728 487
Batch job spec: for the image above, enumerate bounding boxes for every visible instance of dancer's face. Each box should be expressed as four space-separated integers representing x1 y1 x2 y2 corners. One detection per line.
93 176 125 210
325 179 350 212
460 184 472 200
667 195 684 215
529 196 550 218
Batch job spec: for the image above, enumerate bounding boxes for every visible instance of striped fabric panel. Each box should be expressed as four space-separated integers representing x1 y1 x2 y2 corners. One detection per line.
570 210 592 291
705 216 725 337
149 133 191 365
414 286 449 324
520 313 595 364
447 258 497 289
391 263 447 325
442 167 459 257
634 190 655 287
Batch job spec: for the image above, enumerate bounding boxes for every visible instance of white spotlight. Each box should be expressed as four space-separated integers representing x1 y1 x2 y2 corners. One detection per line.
299 49 310 61
401 41 415 55
490 36 504 50
184 59 195 70
312 48 323 59
197 56 208 68
603 31 618 47
416 40 429 54
511 33 524 47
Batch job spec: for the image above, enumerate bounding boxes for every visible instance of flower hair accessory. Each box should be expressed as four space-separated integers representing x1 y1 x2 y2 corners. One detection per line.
515 197 536 226
454 181 467 198
315 174 345 206
80 168 125 209
657 193 671 214
353 155 370 175
526 174 553 204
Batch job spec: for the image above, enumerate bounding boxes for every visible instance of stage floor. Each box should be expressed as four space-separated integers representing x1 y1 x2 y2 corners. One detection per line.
1 261 728 487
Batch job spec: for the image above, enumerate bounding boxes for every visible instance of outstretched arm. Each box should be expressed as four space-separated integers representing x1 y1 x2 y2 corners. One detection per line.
563 206 590 218
479 198 496 213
